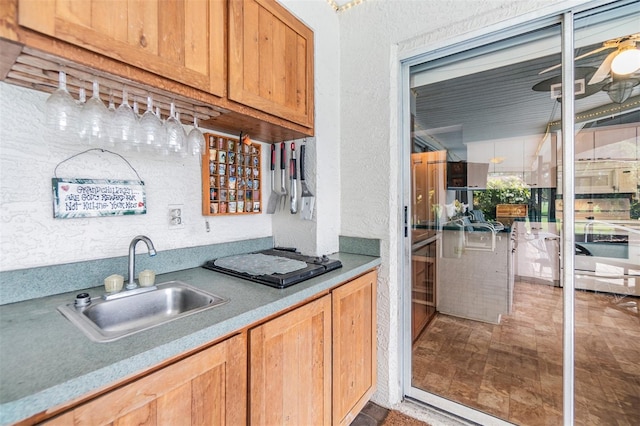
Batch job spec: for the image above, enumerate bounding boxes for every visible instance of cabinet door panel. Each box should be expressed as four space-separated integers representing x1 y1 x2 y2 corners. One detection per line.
18 0 225 97
229 0 314 128
156 381 191 425
594 126 637 160
333 271 377 426
43 334 246 426
250 294 331 425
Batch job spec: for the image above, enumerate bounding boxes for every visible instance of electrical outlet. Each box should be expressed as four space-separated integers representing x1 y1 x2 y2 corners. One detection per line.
168 204 184 229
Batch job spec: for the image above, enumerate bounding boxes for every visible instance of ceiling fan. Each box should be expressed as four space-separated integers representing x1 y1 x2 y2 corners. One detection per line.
532 67 607 100
539 33 640 85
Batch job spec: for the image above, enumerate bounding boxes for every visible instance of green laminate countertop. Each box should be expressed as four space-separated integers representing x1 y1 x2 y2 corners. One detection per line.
0 252 380 425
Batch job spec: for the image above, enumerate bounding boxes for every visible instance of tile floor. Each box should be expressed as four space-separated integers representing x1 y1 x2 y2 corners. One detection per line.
412 281 639 425
350 402 389 426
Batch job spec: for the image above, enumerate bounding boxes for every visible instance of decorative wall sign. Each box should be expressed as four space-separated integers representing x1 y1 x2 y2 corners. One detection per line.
52 178 146 218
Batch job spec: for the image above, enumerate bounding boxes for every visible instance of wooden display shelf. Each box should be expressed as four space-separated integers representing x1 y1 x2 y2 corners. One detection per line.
201 132 262 216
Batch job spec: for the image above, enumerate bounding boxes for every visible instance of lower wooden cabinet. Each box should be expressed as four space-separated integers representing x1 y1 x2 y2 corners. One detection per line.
39 269 377 426
43 333 247 426
249 270 377 426
249 294 332 425
332 270 377 426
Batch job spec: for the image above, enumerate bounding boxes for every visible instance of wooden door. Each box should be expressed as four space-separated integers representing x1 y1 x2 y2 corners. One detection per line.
249 294 331 425
17 0 226 97
332 271 377 426
43 333 247 425
228 0 314 128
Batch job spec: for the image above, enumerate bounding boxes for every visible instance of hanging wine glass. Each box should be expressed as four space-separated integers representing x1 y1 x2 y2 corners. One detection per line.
80 80 109 144
187 116 205 156
175 111 188 157
138 95 164 152
131 97 143 151
111 87 137 149
154 106 169 155
164 102 186 156
76 84 88 142
45 71 79 135
105 89 118 147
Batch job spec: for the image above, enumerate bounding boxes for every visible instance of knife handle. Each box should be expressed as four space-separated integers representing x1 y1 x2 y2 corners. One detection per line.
280 142 286 170
290 143 296 179
300 144 306 182
270 144 276 171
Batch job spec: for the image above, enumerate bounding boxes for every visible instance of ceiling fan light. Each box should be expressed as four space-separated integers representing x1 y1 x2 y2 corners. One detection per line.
611 48 640 75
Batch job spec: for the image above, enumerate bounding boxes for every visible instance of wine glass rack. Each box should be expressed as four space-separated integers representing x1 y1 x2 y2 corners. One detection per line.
4 46 225 126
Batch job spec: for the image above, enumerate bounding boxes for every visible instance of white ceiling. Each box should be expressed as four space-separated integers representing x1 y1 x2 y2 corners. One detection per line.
412 36 640 173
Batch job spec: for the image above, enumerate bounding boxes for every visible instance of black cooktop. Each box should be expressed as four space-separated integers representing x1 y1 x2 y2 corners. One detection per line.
202 248 342 289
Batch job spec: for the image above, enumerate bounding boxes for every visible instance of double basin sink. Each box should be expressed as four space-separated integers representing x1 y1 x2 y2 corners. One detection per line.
58 281 228 342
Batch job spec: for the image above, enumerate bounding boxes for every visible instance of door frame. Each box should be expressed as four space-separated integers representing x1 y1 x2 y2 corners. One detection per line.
398 1 633 423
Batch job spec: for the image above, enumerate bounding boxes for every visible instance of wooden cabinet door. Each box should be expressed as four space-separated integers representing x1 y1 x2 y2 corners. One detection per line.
17 0 226 97
249 294 331 425
228 0 314 128
43 333 247 426
575 131 595 161
594 125 637 160
332 271 377 426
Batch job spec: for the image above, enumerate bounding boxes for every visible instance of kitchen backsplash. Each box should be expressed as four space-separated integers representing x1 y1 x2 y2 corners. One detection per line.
0 236 379 305
0 82 273 272
0 237 273 305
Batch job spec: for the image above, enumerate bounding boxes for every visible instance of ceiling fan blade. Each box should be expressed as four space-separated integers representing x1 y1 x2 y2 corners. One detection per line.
575 45 611 61
539 46 616 75
588 50 617 84
539 62 562 75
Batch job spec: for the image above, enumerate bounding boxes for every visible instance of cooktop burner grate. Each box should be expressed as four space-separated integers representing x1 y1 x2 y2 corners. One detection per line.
202 248 342 289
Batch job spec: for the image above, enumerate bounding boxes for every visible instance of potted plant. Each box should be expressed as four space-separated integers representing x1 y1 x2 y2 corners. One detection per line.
473 176 531 221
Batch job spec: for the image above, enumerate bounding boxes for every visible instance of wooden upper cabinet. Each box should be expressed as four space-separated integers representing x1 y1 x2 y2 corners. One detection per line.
17 0 226 97
229 0 314 129
332 270 378 426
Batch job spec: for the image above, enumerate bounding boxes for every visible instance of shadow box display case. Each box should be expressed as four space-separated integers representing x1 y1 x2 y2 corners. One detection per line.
201 132 262 216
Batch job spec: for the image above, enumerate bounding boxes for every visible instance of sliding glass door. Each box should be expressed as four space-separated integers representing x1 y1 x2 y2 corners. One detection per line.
403 2 639 424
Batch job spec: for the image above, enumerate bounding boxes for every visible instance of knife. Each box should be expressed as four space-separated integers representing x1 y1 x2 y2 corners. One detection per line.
290 142 297 214
266 144 278 214
279 142 287 210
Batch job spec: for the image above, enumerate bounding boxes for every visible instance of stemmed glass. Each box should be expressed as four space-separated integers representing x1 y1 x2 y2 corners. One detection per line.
105 89 118 147
80 80 109 144
153 106 169 155
75 85 87 142
45 71 79 135
138 96 164 152
187 116 205 156
111 87 137 149
164 102 186 156
131 98 143 151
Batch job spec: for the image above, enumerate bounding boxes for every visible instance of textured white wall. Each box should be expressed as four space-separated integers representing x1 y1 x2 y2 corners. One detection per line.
0 82 273 270
337 0 575 408
273 0 341 257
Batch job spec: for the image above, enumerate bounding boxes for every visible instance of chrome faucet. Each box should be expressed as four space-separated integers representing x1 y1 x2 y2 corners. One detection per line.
126 235 157 290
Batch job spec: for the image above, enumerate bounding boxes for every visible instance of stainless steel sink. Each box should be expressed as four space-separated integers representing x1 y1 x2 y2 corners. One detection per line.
58 281 228 342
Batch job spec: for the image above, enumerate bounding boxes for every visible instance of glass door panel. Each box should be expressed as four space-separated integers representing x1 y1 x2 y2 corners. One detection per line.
571 8 640 424
405 3 640 425
408 24 565 424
